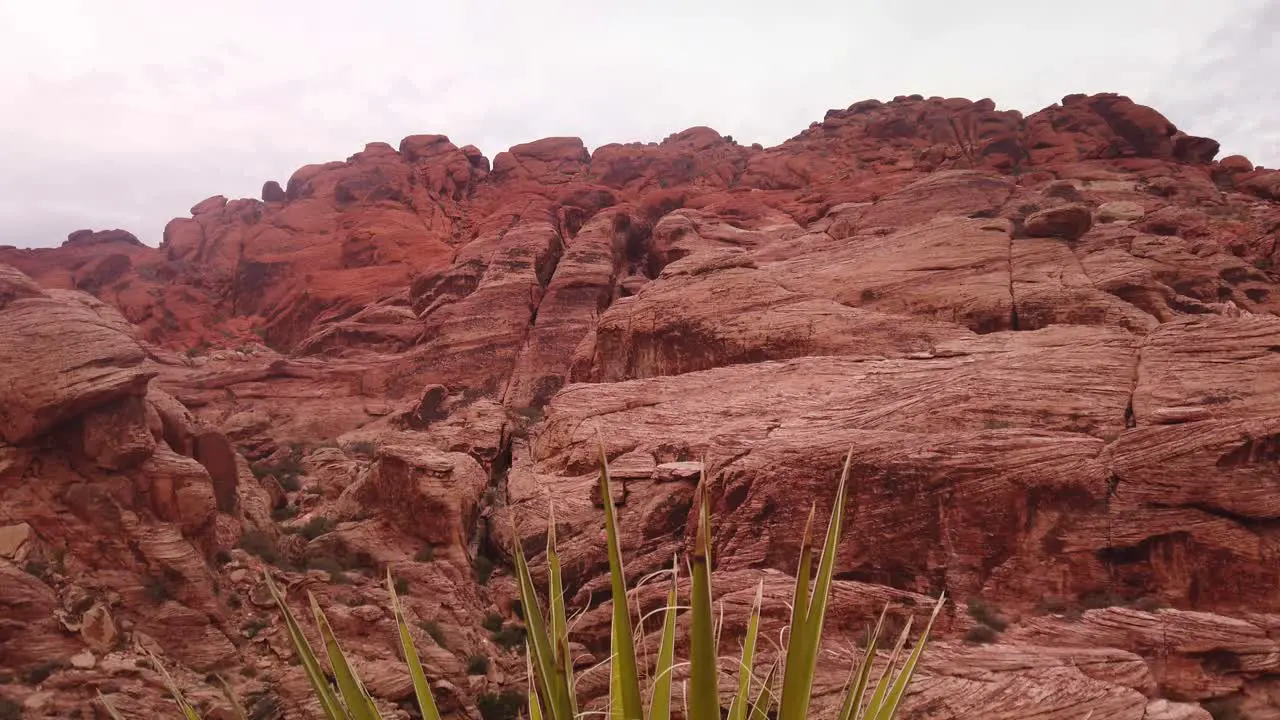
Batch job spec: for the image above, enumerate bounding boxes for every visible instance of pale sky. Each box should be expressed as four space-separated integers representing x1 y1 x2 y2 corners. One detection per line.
1 0 1276 248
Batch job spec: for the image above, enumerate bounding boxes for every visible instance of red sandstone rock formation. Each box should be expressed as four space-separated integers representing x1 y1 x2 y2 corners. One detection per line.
2 92 1278 719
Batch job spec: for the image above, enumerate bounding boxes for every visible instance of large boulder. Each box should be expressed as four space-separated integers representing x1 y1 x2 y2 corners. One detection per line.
0 266 153 444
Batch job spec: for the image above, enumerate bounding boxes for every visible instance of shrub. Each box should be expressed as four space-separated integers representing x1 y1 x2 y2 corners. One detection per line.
418 620 446 647
1203 697 1247 720
298 517 336 541
348 440 377 457
242 616 270 638
478 689 526 720
271 504 299 521
965 624 1000 644
306 555 348 584
492 625 527 650
474 555 495 585
413 546 435 562
465 655 491 675
394 577 409 595
1131 595 1164 612
1082 590 1124 609
23 661 59 684
213 550 233 566
481 612 504 633
156 448 942 720
0 697 20 720
966 598 1008 632
252 446 305 488
239 530 279 565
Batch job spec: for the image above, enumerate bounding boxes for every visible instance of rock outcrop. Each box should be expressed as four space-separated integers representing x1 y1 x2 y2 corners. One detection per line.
1 91 1278 718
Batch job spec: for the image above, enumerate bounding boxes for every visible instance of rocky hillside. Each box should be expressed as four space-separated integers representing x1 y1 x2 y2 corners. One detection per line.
2 92 1279 720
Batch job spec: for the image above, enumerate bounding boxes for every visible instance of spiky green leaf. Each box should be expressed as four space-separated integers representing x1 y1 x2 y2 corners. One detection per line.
597 437 644 720
388 572 442 720
309 592 382 720
688 477 720 720
648 556 679 720
263 572 347 719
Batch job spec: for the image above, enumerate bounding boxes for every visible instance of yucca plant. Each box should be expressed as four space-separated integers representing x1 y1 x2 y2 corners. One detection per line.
141 445 944 720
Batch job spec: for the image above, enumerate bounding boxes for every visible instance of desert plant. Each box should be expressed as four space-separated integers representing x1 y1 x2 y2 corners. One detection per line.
481 612 505 633
966 598 1008 632
298 516 336 541
474 555 496 585
1203 696 1247 720
466 655 491 675
418 620 446 647
477 689 526 720
492 624 527 650
154 444 943 720
964 624 999 644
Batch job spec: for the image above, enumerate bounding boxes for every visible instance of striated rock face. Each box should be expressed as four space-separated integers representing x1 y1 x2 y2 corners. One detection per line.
2 91 1279 718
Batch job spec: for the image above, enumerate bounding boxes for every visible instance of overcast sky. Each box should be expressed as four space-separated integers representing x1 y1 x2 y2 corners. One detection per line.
1 0 1276 248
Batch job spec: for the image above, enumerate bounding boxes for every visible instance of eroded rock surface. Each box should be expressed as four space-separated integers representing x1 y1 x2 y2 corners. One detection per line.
2 91 1279 718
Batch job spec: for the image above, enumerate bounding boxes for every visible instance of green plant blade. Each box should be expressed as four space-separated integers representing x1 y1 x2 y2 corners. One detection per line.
861 615 914 718
648 556 679 720
688 476 721 720
779 450 853 720
609 646 625 720
546 502 578 718
263 571 347 719
215 674 250 720
309 592 382 720
837 606 888 720
597 438 644 720
527 653 545 720
747 662 778 720
388 571 442 720
727 580 764 720
97 692 129 720
872 594 946 720
511 514 572 720
777 505 815 720
147 649 205 720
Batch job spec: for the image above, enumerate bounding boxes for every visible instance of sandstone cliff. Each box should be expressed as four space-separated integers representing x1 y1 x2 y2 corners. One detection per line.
1 92 1279 719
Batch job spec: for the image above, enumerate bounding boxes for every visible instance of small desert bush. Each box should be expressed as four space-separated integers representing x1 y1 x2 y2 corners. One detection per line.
473 555 495 585
145 446 943 720
306 556 349 584
1203 696 1248 720
418 620 446 647
298 517 336 541
465 655 491 675
965 624 1000 644
966 598 1008 632
239 530 279 565
492 625 526 650
477 689 526 720
480 612 504 633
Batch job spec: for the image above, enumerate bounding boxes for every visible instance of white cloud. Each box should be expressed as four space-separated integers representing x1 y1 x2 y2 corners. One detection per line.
1 0 1275 247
